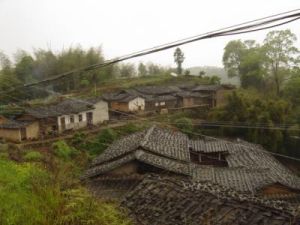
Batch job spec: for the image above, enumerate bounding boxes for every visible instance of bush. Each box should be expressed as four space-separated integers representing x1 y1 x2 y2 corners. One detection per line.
87 129 117 156
52 140 79 160
23 150 43 161
71 132 87 148
0 159 132 225
174 117 193 134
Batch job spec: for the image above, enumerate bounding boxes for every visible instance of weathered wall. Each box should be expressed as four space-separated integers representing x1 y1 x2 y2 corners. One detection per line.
128 97 145 112
92 100 109 124
0 116 8 124
0 128 21 142
111 102 130 112
183 97 194 107
57 113 89 133
26 121 40 140
108 161 139 175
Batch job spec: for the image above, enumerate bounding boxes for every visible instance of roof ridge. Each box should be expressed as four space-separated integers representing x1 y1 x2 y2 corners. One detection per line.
140 125 156 147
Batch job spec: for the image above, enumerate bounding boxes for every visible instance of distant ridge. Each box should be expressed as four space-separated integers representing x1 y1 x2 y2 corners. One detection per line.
188 66 240 86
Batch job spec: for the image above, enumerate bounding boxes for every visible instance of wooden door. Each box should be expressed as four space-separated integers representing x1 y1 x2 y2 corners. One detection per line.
86 112 93 126
20 128 27 140
60 117 66 131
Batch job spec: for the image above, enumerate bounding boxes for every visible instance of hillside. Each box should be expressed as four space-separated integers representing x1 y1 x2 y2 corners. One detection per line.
188 66 240 86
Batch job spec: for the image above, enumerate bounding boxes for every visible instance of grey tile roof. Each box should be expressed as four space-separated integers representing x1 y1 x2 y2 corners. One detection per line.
176 91 211 98
25 99 94 118
192 84 222 91
102 89 145 103
0 120 32 129
134 86 181 95
136 150 190 175
85 126 300 193
122 175 299 225
190 139 232 152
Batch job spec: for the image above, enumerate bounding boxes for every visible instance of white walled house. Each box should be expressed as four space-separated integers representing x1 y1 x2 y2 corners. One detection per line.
128 97 145 112
57 98 109 133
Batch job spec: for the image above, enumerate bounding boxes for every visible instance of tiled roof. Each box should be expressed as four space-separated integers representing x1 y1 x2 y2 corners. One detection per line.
176 91 211 98
25 99 94 118
122 175 299 225
189 139 232 152
192 84 223 91
143 94 177 102
0 120 32 129
84 126 191 178
134 86 181 95
85 126 300 193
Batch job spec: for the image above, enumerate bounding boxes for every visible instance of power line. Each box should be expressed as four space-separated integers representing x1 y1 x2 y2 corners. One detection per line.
0 9 300 96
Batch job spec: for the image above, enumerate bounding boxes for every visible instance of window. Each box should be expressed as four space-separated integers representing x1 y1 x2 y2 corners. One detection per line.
160 102 165 106
155 102 159 107
70 115 75 123
78 114 83 122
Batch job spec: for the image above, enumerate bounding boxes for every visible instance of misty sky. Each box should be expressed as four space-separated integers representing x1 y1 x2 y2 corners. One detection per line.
0 0 299 68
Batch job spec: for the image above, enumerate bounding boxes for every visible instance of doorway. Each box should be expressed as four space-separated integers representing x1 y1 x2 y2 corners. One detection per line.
20 128 27 140
60 117 66 131
86 112 93 126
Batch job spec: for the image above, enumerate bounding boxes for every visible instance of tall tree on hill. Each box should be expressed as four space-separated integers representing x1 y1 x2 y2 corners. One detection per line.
223 40 265 90
138 62 147 76
263 30 299 96
174 47 185 75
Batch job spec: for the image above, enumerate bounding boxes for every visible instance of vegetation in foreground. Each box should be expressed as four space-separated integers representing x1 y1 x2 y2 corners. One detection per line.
0 124 145 225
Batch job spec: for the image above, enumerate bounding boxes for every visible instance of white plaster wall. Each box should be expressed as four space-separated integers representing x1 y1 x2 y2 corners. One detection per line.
128 97 145 111
92 100 109 124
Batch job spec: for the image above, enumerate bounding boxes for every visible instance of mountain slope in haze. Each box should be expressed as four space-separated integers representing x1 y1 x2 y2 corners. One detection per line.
188 66 240 86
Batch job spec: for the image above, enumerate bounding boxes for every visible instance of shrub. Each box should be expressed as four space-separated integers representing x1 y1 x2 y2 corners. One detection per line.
23 150 43 161
0 159 132 225
52 140 79 160
174 117 193 134
87 129 117 156
71 132 87 147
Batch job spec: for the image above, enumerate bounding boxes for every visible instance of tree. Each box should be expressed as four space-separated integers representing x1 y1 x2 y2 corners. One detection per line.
263 29 299 96
184 70 190 76
138 62 147 76
119 63 136 78
223 40 266 90
174 48 185 75
198 70 206 77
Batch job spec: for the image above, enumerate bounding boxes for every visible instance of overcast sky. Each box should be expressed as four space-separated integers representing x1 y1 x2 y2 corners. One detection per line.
0 0 299 68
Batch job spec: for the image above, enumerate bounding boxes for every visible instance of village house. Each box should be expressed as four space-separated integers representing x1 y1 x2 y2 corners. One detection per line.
102 90 145 114
191 84 235 107
84 126 300 200
4 98 110 141
134 86 180 113
0 115 39 142
175 91 211 108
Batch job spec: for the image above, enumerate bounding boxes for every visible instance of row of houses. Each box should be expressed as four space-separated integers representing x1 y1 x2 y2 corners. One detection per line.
0 98 109 142
103 84 234 114
0 84 234 142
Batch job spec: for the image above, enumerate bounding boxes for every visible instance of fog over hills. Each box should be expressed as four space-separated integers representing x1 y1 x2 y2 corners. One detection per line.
188 66 240 86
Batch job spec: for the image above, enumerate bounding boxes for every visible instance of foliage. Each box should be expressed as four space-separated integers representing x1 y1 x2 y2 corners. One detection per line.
81 128 118 156
283 73 300 106
208 90 293 154
263 30 299 95
0 159 131 225
174 48 185 75
23 150 43 161
174 117 193 134
52 140 79 160
223 30 299 94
